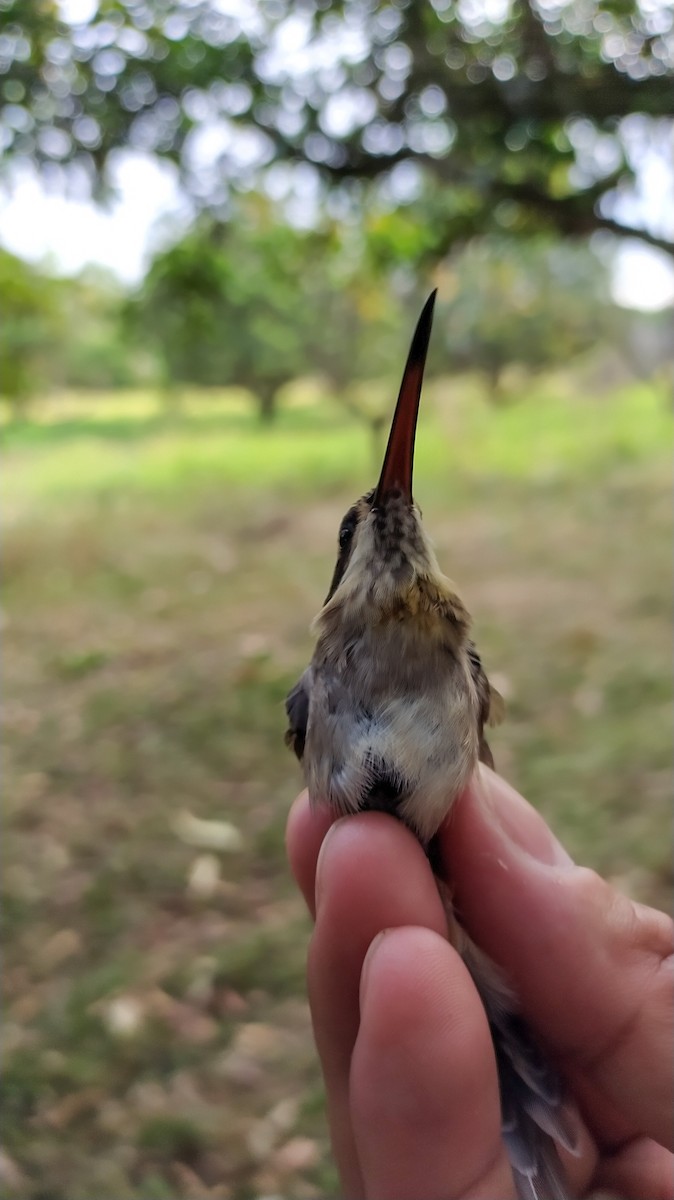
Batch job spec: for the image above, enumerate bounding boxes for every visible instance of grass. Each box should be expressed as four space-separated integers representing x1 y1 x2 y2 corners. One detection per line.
3 375 670 505
2 375 672 1198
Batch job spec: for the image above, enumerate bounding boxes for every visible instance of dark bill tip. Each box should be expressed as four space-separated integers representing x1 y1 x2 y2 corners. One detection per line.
375 289 437 506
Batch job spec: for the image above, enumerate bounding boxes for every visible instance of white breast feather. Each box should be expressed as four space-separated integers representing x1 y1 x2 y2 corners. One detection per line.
304 630 479 844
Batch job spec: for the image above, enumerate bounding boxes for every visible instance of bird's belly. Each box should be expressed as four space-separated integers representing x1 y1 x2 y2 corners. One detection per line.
305 687 479 845
397 756 474 844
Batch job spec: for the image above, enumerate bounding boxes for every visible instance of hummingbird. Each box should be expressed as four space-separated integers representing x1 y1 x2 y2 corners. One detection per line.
285 291 579 1199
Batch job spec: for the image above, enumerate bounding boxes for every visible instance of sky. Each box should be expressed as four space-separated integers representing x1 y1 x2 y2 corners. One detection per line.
1 148 673 310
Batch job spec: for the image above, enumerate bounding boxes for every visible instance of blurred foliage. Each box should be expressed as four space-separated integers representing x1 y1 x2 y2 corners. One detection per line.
0 248 64 411
58 266 149 391
131 216 627 417
1 0 672 253
0 255 149 411
435 236 617 394
127 199 411 420
2 217 671 419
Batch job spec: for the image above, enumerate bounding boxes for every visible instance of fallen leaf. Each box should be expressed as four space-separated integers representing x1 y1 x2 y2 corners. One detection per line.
214 987 248 1016
0 1148 28 1190
245 1096 301 1164
230 1023 283 1062
187 854 221 899
43 1087 102 1130
246 1116 278 1162
266 1097 299 1135
171 1162 232 1199
1 1022 39 1056
101 995 145 1038
249 1169 283 1198
173 812 244 853
147 989 219 1044
216 1051 263 1089
271 1137 321 1175
41 928 82 970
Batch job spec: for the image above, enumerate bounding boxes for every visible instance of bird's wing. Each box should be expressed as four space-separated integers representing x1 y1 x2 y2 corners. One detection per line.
467 640 504 727
284 668 312 761
467 641 504 767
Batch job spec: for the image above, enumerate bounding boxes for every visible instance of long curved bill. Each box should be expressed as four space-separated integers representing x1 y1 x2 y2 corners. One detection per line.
375 289 437 506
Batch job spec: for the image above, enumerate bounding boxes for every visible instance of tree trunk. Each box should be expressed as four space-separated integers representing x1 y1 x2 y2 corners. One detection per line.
257 383 278 423
484 365 508 405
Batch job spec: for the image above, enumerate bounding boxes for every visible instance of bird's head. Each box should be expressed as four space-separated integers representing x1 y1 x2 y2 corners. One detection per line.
314 291 470 643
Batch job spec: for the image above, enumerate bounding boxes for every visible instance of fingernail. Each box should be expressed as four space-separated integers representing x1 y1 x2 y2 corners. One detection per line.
359 929 389 1007
314 818 347 912
477 766 574 868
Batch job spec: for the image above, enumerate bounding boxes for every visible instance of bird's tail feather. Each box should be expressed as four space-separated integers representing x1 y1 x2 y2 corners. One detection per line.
452 920 580 1200
495 1016 577 1200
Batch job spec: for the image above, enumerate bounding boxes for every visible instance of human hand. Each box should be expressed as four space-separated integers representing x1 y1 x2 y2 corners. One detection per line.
286 766 673 1199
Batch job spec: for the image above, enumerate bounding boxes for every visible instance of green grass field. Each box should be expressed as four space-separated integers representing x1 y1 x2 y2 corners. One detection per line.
2 376 672 1198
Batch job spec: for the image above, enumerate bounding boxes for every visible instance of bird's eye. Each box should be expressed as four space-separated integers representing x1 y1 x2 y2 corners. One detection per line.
338 512 357 551
339 524 353 550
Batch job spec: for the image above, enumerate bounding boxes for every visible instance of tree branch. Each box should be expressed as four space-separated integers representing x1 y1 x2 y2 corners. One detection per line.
592 216 674 258
494 180 674 257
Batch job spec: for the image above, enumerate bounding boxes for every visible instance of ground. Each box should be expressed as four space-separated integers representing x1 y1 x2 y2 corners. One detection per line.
2 375 672 1199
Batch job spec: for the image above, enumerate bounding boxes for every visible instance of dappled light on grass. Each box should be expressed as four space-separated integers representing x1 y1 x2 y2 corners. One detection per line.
2 380 672 1199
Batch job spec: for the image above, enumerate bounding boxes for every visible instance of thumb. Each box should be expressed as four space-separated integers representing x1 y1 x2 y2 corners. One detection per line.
440 767 673 1150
